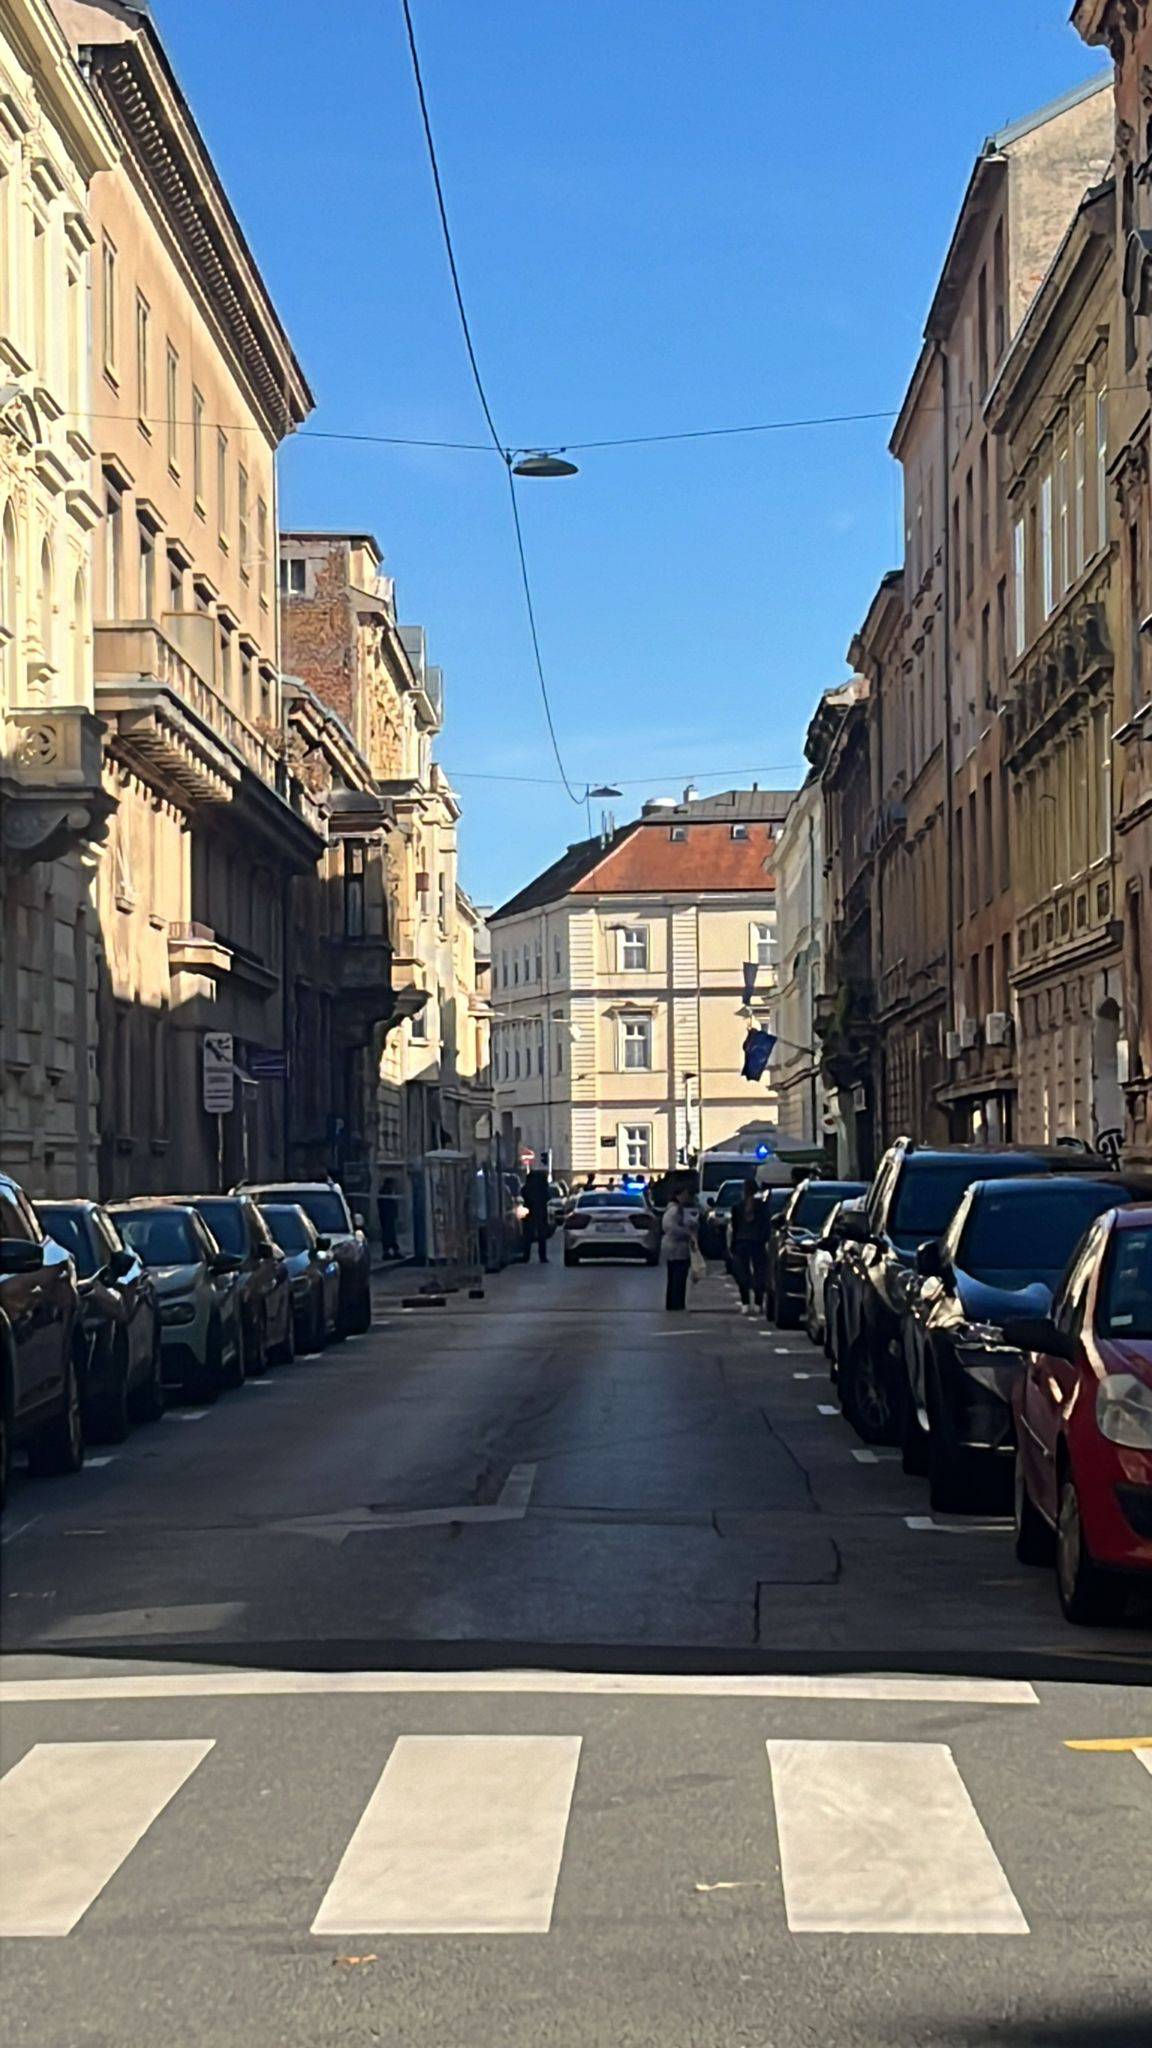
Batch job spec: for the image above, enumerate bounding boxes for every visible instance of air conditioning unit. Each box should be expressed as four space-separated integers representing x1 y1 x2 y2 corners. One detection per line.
985 1010 1010 1047
945 1029 962 1060
960 1017 979 1050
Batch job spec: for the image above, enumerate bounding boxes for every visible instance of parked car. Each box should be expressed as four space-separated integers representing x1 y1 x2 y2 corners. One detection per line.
259 1202 340 1352
902 1175 1143 1512
1004 1205 1152 1625
38 1199 163 1440
833 1141 1112 1444
563 1187 660 1265
109 1201 242 1402
239 1181 371 1335
190 1195 294 1371
0 1171 83 1507
546 1182 569 1232
806 1195 867 1351
766 1179 868 1329
700 1179 746 1259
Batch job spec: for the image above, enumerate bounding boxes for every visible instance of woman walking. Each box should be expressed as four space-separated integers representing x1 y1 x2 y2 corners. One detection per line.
728 1177 769 1315
662 1182 696 1311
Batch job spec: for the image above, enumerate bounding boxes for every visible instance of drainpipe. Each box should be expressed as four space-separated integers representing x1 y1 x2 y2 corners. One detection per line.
939 341 958 1080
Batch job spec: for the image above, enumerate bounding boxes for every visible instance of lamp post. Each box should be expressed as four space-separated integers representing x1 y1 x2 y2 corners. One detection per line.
583 782 621 837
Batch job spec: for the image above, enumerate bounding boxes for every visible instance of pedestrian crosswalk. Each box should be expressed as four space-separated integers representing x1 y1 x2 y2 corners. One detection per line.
0 1730 1147 1942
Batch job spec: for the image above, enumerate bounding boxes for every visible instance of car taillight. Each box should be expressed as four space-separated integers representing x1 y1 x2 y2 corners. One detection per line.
567 1214 591 1230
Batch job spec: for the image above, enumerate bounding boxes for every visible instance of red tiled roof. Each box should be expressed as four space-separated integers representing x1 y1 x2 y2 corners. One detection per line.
575 819 779 894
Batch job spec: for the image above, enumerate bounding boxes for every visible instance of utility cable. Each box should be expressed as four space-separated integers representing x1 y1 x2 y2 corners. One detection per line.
399 0 582 802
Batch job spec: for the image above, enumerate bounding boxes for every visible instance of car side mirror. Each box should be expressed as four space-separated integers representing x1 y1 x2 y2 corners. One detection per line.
0 1238 45 1275
353 1212 365 1231
315 1234 332 1251
1000 1314 1074 1360
916 1239 945 1279
104 1247 136 1283
837 1211 871 1244
210 1250 242 1276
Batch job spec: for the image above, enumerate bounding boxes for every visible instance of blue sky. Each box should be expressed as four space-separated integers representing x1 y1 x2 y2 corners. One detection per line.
152 0 1108 907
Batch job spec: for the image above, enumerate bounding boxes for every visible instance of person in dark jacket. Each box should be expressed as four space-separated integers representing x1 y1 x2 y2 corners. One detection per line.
376 1178 401 1261
728 1177 770 1314
520 1168 552 1262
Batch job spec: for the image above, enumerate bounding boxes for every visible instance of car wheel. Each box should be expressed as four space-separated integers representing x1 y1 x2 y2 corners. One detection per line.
774 1290 801 1331
563 1250 578 1267
189 1320 224 1403
926 1359 988 1513
86 1335 131 1444
27 1347 85 1478
1013 1447 1054 1566
839 1333 899 1445
349 1287 372 1337
1056 1469 1125 1625
900 1375 930 1477
244 1304 269 1378
130 1326 166 1424
270 1299 296 1366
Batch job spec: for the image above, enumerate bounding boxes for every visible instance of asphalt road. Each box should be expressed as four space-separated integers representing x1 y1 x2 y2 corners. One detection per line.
1 1255 1150 2047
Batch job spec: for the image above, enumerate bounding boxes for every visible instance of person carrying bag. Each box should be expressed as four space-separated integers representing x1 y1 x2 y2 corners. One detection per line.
662 1184 697 1311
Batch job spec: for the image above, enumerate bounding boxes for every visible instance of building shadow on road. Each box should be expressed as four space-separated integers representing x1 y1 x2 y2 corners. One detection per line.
911 2015 1152 2048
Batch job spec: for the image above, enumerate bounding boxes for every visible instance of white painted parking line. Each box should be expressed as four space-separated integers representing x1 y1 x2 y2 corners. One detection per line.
0 1739 214 1937
311 1735 581 1935
851 1448 879 1464
0 1516 41 1547
162 1411 210 1423
496 1462 537 1513
816 1404 840 1417
905 1516 1014 1534
766 1740 1028 1936
792 1371 816 1380
0 1670 1039 1705
83 1457 117 1468
1136 1751 1152 1781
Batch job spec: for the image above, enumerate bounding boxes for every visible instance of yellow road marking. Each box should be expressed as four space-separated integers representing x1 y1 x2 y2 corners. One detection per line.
1064 1737 1152 1752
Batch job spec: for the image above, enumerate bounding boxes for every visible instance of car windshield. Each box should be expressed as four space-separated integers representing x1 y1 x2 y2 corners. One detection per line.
192 1201 247 1255
38 1209 97 1278
792 1185 852 1231
263 1207 311 1253
891 1159 1036 1241
1098 1225 1152 1339
960 1184 1123 1276
269 1190 349 1234
715 1181 745 1209
115 1211 200 1266
576 1190 645 1209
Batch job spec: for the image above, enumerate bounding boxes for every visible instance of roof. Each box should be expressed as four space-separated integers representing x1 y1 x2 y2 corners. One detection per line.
280 532 383 558
986 70 1110 152
492 788 795 921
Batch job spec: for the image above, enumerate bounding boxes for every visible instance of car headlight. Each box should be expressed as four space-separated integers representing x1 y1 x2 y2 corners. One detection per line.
1096 1374 1152 1449
159 1301 196 1326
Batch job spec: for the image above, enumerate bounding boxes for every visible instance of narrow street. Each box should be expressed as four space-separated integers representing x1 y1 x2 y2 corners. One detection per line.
1 1261 1149 2047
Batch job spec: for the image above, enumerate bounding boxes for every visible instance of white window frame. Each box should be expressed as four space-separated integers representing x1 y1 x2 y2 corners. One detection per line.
1057 447 1070 595
619 1123 651 1169
1012 515 1026 657
1040 471 1054 617
620 925 648 971
750 920 774 969
1095 388 1108 554
1073 419 1086 576
619 1014 652 1071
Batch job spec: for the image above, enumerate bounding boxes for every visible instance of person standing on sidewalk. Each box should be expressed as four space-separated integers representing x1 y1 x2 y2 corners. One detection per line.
376 1178 401 1261
520 1167 552 1262
661 1182 696 1311
728 1177 769 1315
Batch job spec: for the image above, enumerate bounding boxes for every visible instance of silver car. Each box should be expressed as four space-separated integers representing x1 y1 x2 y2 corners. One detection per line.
239 1181 371 1336
109 1202 242 1402
563 1187 661 1266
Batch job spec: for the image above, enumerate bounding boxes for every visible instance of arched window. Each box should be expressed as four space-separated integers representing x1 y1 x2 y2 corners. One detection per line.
70 568 89 703
39 538 54 676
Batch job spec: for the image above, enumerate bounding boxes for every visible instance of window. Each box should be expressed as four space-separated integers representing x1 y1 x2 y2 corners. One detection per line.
101 237 117 371
104 482 122 620
192 389 205 508
257 499 269 605
410 1005 427 1043
621 1124 651 1170
731 821 749 840
951 495 961 616
343 841 365 937
669 823 687 842
165 344 179 470
240 645 254 717
238 467 250 578
992 219 1006 361
138 520 155 619
279 556 306 596
620 1015 652 1070
554 1029 563 1075
534 944 543 983
32 216 47 369
1012 517 1026 656
1057 447 1070 594
135 293 150 426
1040 471 1054 617
218 621 232 696
982 774 993 907
536 1022 545 1075
621 926 648 970
979 440 989 566
553 935 562 974
750 921 774 968
438 872 447 928
964 468 974 595
980 603 991 708
977 265 989 394
1095 388 1108 553
1074 419 1086 575
167 551 184 612
217 432 229 541
513 953 520 986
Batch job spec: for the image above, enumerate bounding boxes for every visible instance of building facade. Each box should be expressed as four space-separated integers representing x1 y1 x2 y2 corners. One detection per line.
50 0 321 1198
0 0 114 1196
1075 0 1152 1165
490 790 792 1181
771 770 825 1149
989 180 1123 1149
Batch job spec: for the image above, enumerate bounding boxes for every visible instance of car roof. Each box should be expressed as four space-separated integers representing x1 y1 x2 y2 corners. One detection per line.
896 1143 1109 1168
36 1197 102 1212
239 1181 342 1194
965 1174 1135 1197
188 1192 253 1205
108 1197 200 1213
1113 1203 1152 1230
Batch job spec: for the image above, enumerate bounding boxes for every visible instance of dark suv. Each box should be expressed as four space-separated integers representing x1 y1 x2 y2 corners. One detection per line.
238 1182 372 1335
189 1196 293 1373
765 1179 868 1329
833 1141 1112 1444
0 1172 83 1508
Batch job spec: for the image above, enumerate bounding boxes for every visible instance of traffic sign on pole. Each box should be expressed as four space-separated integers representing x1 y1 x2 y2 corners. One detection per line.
202 1031 235 1114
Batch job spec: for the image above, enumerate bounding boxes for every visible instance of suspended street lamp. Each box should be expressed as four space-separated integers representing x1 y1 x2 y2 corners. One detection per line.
511 450 579 478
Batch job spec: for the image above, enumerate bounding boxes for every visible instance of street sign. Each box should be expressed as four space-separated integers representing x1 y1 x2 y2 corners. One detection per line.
519 1147 536 1167
202 1030 235 1114
249 1049 287 1080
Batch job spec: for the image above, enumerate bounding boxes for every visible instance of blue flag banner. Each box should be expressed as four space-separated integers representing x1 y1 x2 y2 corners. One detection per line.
742 1028 776 1081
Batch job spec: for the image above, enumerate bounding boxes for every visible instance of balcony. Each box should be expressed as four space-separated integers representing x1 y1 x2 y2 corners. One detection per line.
325 933 396 1049
94 622 326 866
1 704 114 866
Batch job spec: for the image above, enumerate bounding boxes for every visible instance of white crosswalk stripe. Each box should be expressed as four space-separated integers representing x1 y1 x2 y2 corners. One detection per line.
766 1739 1028 1935
311 1735 582 1935
0 1729 1145 1942
0 1740 214 1938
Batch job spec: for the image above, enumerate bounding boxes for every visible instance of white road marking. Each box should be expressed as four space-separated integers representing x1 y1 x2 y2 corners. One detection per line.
83 1457 117 1468
496 1462 538 1513
273 1462 539 1543
851 1448 879 1464
905 1516 1014 1534
162 1411 210 1423
816 1404 840 1417
311 1735 581 1935
0 1516 42 1547
0 1670 1039 1706
0 1739 213 1937
766 1739 1028 1935
1136 1751 1152 1781
792 1371 816 1380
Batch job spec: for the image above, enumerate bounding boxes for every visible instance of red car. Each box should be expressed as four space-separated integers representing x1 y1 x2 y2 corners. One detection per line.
1004 1205 1152 1625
